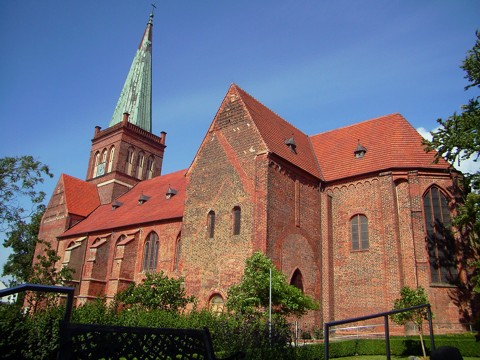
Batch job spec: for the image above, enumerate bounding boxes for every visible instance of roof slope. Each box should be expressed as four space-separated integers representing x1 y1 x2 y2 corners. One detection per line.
61 169 186 237
62 174 100 217
310 113 452 182
233 85 322 179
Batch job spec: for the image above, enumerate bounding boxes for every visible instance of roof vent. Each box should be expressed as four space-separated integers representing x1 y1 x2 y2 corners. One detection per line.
138 193 151 205
354 140 367 159
166 185 178 200
112 200 123 210
285 136 297 154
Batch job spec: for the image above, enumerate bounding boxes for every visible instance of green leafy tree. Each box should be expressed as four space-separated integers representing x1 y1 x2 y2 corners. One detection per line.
226 252 319 317
423 31 480 294
114 271 196 312
2 207 44 284
1 155 53 284
391 286 431 359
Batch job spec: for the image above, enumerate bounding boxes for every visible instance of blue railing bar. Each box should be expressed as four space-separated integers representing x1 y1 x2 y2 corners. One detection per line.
0 283 75 322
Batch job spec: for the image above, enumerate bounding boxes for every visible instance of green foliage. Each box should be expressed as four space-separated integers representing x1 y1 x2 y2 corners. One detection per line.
0 155 53 231
423 31 480 292
114 271 196 312
226 251 319 317
1 155 53 284
2 207 44 283
391 286 430 326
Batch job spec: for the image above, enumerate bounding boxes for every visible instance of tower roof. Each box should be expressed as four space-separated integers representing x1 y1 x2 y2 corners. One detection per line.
109 12 154 132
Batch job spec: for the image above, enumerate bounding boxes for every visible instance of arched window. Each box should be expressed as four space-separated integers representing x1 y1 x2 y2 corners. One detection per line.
93 152 100 178
209 294 224 314
142 232 159 272
290 269 304 293
423 187 457 284
351 214 369 250
136 152 145 180
207 210 215 239
126 147 135 176
107 146 115 173
174 233 181 272
232 206 241 235
146 156 155 179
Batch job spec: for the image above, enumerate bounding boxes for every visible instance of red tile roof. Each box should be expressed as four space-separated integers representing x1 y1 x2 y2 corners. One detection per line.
61 169 186 237
232 85 322 179
61 174 100 217
310 113 452 182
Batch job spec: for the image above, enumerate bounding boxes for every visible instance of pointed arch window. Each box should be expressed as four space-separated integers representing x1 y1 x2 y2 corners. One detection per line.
93 152 101 178
136 152 145 180
209 294 225 314
207 211 215 239
351 214 369 250
126 147 135 176
142 232 159 272
146 156 155 179
290 269 304 293
174 233 181 272
423 187 457 284
232 206 241 235
107 146 115 173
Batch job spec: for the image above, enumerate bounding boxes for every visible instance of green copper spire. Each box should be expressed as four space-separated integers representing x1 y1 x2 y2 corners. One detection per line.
109 12 154 132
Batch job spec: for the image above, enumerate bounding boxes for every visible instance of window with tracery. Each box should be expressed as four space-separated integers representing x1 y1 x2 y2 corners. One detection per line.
142 232 159 272
351 214 369 250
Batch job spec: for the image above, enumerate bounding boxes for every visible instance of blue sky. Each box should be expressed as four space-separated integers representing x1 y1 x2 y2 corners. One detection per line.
0 0 479 279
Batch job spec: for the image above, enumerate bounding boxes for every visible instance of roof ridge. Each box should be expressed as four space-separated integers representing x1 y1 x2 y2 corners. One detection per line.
311 113 403 137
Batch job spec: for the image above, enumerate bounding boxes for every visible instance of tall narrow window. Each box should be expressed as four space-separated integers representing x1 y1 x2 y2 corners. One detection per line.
93 152 100 178
423 187 457 284
107 146 115 173
232 206 241 235
136 152 145 180
126 147 135 176
146 156 155 179
351 214 369 250
207 211 215 239
142 232 159 272
174 234 181 272
295 179 300 227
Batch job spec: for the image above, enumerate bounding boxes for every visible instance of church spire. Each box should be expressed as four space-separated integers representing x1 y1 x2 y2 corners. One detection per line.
109 11 154 132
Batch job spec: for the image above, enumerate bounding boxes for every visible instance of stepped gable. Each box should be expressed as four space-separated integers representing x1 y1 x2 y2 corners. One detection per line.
310 113 453 182
62 174 100 217
233 85 322 179
60 169 186 237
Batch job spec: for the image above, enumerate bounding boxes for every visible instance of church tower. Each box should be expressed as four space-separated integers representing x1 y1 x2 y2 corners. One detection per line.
86 12 166 204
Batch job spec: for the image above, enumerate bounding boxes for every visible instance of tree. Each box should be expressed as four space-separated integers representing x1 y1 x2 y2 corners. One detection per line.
2 207 44 284
114 271 196 312
0 156 53 230
1 156 53 284
423 31 480 292
226 252 318 317
391 286 431 359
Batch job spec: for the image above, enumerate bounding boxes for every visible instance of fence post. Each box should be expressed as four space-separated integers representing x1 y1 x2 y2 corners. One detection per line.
384 315 391 360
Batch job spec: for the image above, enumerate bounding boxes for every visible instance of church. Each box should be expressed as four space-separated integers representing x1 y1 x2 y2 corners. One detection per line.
36 12 474 331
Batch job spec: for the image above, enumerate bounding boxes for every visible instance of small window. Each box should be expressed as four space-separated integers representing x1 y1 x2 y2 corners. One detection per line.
351 214 369 250
136 152 145 180
126 147 135 176
146 156 155 179
209 294 224 314
232 206 241 235
93 152 100 177
290 269 304 293
107 146 115 173
207 211 215 239
142 232 159 272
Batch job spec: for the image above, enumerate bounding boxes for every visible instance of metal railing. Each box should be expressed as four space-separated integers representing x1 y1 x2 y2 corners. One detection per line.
0 283 75 322
323 303 435 360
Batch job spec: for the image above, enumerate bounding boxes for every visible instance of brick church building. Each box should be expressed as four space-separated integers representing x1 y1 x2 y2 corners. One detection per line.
36 13 475 331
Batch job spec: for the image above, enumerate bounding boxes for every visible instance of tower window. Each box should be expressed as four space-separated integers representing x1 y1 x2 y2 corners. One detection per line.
423 187 457 284
126 147 135 176
290 268 304 293
136 152 145 180
147 156 155 179
351 214 369 250
142 232 159 272
107 146 115 173
207 211 215 239
232 206 241 235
